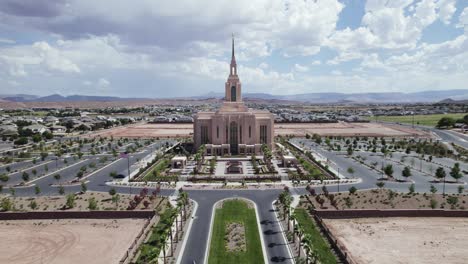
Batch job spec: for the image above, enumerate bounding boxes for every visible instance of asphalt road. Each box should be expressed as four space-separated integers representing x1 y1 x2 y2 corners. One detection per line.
181 190 292 264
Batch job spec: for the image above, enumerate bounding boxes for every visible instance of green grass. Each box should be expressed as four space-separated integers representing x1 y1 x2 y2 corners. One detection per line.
208 199 264 264
142 158 170 181
295 208 337 264
370 113 467 127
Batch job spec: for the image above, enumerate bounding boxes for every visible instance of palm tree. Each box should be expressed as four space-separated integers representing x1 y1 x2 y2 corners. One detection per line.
296 224 304 258
290 213 297 243
178 191 189 221
302 234 313 264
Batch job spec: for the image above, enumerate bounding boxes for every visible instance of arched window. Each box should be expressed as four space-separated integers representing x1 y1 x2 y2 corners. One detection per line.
231 86 236 101
230 121 238 154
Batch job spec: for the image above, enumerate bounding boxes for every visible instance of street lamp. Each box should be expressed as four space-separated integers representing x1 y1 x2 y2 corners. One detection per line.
443 173 446 197
337 167 340 193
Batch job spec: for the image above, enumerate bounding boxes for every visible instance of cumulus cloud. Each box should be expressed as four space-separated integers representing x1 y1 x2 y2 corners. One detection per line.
0 0 466 96
97 78 110 89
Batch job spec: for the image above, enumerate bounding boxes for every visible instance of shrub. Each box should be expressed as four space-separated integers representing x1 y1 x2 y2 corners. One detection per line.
88 197 98 210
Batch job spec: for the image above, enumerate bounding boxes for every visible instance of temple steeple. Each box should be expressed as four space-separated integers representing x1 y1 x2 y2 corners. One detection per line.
230 33 237 76
225 34 241 103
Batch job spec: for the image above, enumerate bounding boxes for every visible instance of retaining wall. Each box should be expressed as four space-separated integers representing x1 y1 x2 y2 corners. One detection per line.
0 210 155 220
314 209 468 219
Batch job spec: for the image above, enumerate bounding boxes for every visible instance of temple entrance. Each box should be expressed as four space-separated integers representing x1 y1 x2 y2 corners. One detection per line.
229 121 238 154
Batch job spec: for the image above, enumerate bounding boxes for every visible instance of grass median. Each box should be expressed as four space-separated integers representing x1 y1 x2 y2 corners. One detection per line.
208 199 264 264
295 208 337 264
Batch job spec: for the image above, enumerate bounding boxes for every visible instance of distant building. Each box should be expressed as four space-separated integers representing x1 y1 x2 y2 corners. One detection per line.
23 124 49 134
193 36 274 155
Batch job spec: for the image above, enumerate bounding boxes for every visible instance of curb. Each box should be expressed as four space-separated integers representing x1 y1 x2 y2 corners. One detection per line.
175 199 198 264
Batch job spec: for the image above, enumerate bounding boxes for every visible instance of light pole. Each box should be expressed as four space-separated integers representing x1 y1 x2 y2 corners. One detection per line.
443 173 446 197
337 167 340 193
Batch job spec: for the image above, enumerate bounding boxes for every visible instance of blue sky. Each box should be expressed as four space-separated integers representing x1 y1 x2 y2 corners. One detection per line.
0 0 467 98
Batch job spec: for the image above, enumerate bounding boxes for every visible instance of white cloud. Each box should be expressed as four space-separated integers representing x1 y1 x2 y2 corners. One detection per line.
0 38 15 44
97 78 110 89
311 60 321 65
437 0 457 24
458 7 468 30
293 63 309 72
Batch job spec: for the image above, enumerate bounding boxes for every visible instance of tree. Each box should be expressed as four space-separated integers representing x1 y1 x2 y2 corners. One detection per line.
349 186 357 194
66 194 75 208
53 174 61 184
347 167 355 177
58 185 65 195
81 181 87 193
40 152 48 161
1 197 13 211
402 166 412 179
408 184 415 194
32 133 42 143
430 184 437 194
447 196 459 209
347 146 353 156
458 185 464 194
436 117 455 128
376 181 385 190
178 191 189 221
22 171 30 182
29 199 38 210
34 185 41 195
112 194 120 209
383 164 393 178
14 137 28 145
450 163 462 182
435 167 446 180
109 188 116 196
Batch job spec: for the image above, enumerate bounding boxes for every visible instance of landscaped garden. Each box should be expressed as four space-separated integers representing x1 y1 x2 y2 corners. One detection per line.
294 208 337 264
208 199 264 264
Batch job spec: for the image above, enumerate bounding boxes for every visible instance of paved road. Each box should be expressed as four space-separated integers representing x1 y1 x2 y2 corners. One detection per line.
181 190 292 264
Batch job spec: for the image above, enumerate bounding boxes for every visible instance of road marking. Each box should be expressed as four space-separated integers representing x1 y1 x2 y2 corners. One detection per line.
8 160 54 175
25 159 89 185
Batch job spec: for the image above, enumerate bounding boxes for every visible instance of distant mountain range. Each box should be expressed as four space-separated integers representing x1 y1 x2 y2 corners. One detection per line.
197 89 468 103
0 94 145 103
2 89 468 104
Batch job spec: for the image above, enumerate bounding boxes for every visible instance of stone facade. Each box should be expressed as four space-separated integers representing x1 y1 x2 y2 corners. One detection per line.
193 36 274 155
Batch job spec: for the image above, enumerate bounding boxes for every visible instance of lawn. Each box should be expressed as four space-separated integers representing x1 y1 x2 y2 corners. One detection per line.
208 199 264 264
371 113 467 127
294 208 337 264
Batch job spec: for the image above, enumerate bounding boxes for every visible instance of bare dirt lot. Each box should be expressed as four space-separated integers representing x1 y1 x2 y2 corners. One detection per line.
0 218 146 264
274 122 428 137
325 217 468 264
87 123 194 138
86 122 428 139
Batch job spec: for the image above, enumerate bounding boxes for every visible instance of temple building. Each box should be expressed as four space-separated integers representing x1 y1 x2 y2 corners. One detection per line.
193 36 274 156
